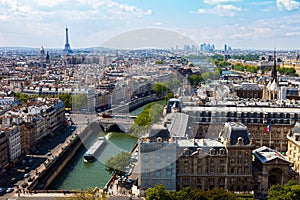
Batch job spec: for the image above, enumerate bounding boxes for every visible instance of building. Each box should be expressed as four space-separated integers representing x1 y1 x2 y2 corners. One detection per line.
0 131 8 169
234 83 263 99
1 125 21 162
287 122 300 182
183 103 300 152
252 146 294 199
176 122 254 191
138 113 189 192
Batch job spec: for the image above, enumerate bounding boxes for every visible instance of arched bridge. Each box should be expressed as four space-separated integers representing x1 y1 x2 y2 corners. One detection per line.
98 118 134 133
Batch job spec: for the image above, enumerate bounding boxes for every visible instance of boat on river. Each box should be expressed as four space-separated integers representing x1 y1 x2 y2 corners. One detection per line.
84 137 106 162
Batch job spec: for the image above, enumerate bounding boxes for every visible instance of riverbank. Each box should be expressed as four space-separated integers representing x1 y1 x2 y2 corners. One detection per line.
47 132 137 190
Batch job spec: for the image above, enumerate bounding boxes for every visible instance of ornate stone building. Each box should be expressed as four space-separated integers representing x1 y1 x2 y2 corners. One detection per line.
287 122 300 182
176 122 254 191
252 146 295 199
184 105 299 152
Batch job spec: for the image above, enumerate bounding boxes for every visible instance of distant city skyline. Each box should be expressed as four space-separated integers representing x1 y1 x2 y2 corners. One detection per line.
0 0 300 50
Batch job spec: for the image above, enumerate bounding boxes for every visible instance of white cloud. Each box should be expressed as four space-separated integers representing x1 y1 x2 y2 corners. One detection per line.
197 4 242 16
286 32 300 36
203 0 239 5
77 0 152 17
277 0 300 11
34 0 69 8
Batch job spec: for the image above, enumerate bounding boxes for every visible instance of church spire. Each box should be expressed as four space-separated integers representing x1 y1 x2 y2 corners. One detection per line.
271 48 277 82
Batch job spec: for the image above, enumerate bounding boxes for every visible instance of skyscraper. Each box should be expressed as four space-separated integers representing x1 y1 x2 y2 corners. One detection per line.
63 27 73 54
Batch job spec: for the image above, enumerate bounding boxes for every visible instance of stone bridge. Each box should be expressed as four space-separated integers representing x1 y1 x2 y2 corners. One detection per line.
98 118 134 133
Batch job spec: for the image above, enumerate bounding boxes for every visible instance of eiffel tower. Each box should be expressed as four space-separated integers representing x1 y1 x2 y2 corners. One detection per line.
63 27 73 54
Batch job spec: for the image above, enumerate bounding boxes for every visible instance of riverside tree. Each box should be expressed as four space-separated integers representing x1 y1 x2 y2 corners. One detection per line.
105 152 131 177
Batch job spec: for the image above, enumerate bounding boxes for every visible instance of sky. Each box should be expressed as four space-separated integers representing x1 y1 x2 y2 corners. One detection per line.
0 0 300 50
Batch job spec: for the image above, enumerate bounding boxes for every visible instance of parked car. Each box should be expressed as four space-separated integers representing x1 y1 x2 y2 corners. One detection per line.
0 187 6 195
6 188 14 193
24 173 30 178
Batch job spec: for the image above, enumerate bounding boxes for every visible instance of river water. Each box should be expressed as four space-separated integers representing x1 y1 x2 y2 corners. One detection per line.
47 100 164 190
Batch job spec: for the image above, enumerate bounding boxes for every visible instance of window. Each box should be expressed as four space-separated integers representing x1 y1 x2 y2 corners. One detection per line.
238 167 242 173
238 159 242 164
220 159 225 164
198 159 201 164
167 171 172 176
156 154 161 160
220 166 225 173
231 167 234 173
184 167 189 174
155 171 161 177
210 166 215 174
231 158 236 164
197 178 202 185
197 166 202 174
210 158 214 164
156 163 160 169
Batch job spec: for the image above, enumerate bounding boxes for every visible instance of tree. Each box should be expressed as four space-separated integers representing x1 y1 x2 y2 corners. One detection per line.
146 184 171 200
105 152 131 176
59 93 72 108
134 102 163 127
176 187 191 200
188 74 204 87
191 188 207 200
153 82 169 96
149 104 164 124
201 71 213 81
268 180 300 200
155 60 163 65
164 92 174 104
205 188 237 200
72 93 87 111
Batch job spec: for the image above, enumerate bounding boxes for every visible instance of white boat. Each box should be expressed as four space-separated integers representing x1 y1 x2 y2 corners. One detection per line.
83 137 106 162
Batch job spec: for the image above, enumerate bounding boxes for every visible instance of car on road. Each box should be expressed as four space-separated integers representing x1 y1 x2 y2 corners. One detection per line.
47 152 52 156
11 177 18 183
127 178 133 184
24 173 30 178
6 188 14 193
0 187 6 195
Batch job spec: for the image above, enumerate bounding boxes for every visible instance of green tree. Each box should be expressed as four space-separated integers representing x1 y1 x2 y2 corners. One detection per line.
176 187 191 200
105 152 131 177
134 109 151 127
201 71 213 81
191 188 207 200
146 184 171 200
268 184 287 200
205 188 237 200
72 93 87 111
233 63 244 71
153 82 169 96
149 104 164 124
164 92 174 104
155 60 163 65
188 74 204 87
59 93 72 108
134 102 163 127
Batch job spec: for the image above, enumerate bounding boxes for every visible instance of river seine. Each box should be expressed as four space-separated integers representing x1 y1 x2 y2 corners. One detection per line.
47 100 164 190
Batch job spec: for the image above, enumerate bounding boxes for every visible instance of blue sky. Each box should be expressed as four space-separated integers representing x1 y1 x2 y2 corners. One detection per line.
0 0 300 50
